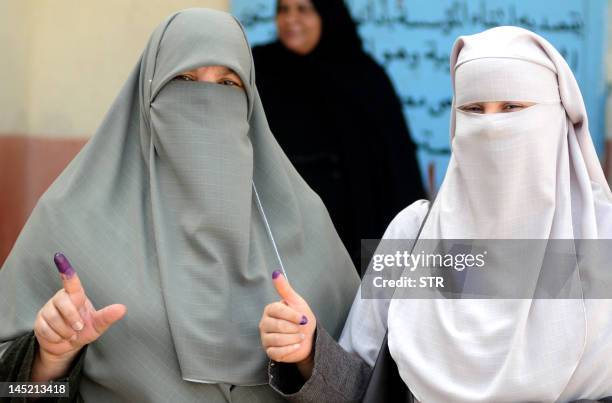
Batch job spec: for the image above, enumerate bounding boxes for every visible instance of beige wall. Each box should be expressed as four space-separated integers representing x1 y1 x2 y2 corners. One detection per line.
0 1 30 134
0 0 229 138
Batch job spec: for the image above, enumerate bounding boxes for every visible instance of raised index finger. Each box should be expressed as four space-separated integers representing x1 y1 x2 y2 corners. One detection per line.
54 253 85 304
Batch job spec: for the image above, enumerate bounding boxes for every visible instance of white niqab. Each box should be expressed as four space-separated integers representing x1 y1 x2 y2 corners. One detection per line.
388 26 612 402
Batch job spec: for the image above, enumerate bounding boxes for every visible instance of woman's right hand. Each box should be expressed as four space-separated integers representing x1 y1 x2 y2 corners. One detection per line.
259 270 317 379
32 253 127 381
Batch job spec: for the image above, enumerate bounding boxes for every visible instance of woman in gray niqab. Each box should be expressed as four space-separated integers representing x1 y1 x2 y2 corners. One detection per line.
0 8 359 402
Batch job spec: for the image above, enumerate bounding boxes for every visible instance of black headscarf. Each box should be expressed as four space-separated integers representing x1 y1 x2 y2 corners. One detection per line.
307 0 363 57
253 0 426 272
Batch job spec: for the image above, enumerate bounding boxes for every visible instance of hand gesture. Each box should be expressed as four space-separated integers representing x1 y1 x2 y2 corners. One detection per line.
32 253 126 379
259 270 316 374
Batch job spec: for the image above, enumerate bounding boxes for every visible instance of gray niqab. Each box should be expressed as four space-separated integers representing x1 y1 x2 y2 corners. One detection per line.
0 8 359 399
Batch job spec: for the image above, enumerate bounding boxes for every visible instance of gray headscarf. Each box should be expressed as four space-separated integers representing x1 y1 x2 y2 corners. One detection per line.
0 8 359 399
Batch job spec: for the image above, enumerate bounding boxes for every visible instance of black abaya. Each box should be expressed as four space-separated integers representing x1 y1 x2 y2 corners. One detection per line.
252 0 426 272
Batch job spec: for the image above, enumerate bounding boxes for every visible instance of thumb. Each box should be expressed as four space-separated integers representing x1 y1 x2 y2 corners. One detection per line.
92 304 127 335
272 270 303 306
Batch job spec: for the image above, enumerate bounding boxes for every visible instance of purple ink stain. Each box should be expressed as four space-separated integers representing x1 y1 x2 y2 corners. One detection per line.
54 253 75 279
272 270 282 280
300 315 308 325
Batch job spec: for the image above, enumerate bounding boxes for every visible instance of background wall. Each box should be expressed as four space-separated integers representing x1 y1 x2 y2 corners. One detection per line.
0 0 229 138
233 0 609 194
0 0 229 265
605 1 612 179
1 0 611 265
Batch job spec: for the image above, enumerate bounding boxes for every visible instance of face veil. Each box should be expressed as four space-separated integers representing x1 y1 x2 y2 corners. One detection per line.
387 26 612 403
0 8 359 397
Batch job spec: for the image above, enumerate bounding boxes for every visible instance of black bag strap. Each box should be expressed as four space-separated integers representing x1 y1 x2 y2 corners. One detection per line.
361 197 435 403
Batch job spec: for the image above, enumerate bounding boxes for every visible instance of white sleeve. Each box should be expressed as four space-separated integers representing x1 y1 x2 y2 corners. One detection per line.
337 199 430 366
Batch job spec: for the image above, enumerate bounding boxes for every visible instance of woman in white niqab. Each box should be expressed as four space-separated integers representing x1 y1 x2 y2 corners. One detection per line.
386 26 612 402
260 26 612 403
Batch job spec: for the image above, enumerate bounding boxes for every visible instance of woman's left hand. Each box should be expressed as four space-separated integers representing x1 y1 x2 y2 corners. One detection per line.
259 270 316 378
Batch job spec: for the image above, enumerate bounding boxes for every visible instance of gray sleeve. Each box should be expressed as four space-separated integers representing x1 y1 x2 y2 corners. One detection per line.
268 323 372 403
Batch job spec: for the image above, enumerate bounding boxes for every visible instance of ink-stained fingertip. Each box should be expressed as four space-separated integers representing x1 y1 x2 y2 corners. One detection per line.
54 252 75 278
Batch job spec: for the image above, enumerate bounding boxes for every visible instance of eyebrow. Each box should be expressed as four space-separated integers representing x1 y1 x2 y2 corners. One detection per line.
182 67 238 75
219 67 238 76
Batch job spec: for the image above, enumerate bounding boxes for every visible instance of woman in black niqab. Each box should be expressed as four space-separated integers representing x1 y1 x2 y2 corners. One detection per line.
253 0 426 272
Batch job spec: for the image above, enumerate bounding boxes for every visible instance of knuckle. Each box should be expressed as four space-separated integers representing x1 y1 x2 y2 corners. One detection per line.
284 323 294 333
264 334 274 347
38 322 53 340
53 290 68 305
278 306 290 318
275 302 285 313
267 303 278 316
280 321 295 333
55 297 71 313
33 317 43 334
36 325 47 339
45 307 60 323
42 299 54 313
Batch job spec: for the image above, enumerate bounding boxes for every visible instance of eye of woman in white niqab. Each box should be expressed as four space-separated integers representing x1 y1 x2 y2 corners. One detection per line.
458 100 536 114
